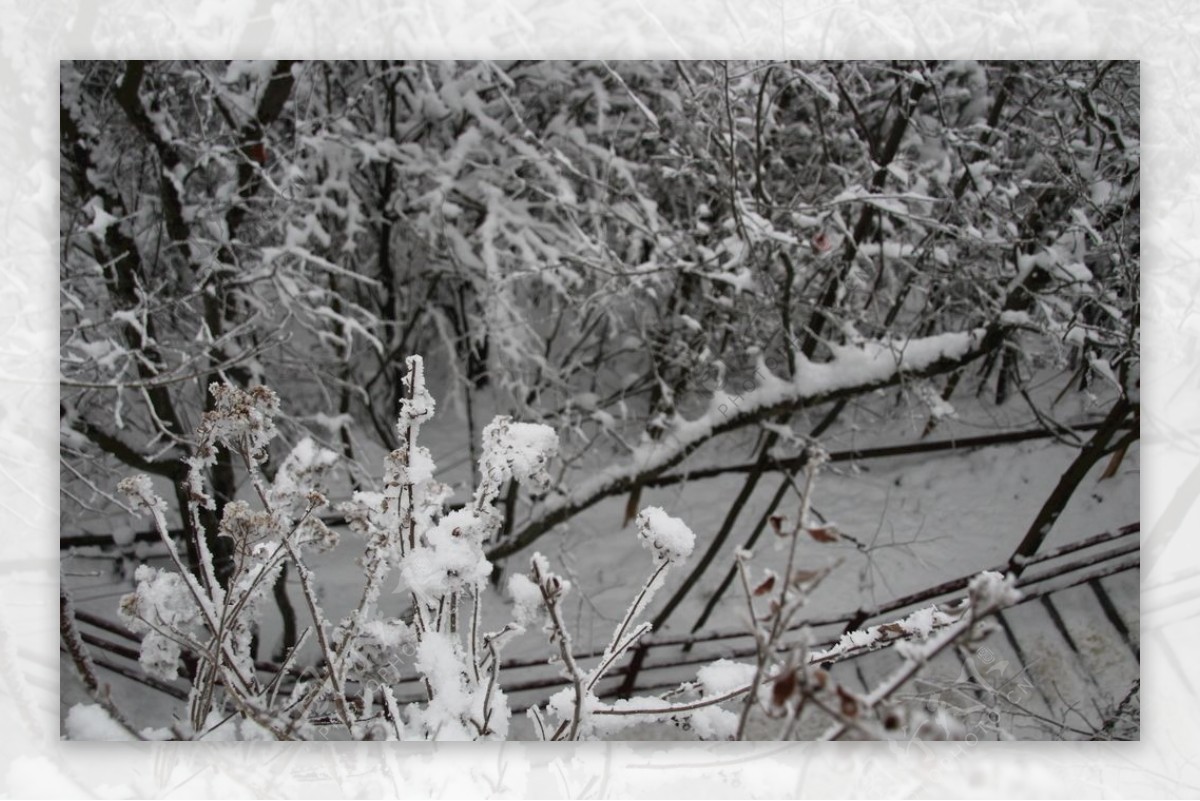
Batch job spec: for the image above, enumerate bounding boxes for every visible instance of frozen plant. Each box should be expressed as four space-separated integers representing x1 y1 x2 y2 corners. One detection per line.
515 506 706 740
64 356 1023 741
506 453 1023 742
720 452 1026 741
112 381 344 738
69 357 561 740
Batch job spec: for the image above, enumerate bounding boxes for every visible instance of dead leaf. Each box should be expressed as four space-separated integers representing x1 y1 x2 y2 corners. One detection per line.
772 670 798 707
806 526 840 543
622 485 642 528
790 568 824 585
837 685 859 718
753 573 777 596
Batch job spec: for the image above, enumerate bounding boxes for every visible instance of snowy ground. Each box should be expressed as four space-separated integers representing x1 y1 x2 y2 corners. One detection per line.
60 370 1139 741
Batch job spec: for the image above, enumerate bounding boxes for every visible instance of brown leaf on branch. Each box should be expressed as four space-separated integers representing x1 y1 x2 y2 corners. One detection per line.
772 669 798 708
806 526 841 543
753 574 777 596
790 568 825 585
837 685 859 718
622 485 642 528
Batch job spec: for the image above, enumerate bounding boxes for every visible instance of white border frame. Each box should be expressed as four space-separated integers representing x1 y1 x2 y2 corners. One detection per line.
5 2 1194 796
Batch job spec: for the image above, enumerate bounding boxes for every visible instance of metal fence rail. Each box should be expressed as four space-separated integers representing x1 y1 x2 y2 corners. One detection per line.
67 523 1139 738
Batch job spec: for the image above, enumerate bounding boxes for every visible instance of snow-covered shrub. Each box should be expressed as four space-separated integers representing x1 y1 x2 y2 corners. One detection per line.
64 356 1023 741
100 356 551 740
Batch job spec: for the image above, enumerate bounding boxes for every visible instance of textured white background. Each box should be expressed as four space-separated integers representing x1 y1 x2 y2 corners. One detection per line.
4 1 1195 796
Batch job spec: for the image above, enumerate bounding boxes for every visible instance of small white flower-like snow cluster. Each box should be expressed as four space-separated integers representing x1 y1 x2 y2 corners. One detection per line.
507 570 545 630
119 565 202 681
477 417 559 504
401 508 494 602
635 507 696 566
967 570 1022 611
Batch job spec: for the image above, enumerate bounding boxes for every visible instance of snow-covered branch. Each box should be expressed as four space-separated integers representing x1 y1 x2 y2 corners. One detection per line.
491 323 1007 560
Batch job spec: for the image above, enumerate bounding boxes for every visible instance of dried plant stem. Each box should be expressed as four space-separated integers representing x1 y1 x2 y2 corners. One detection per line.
60 582 145 740
606 561 668 658
586 622 651 694
281 540 355 732
737 458 820 739
584 558 669 694
470 586 483 683
533 561 587 741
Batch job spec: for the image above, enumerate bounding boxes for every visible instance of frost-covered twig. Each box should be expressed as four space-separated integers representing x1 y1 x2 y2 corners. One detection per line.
60 581 145 740
820 571 1023 741
585 508 693 693
527 556 587 741
806 604 965 665
517 507 697 740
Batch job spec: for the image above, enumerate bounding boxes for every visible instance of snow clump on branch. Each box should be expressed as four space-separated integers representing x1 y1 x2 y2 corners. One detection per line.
636 507 696 566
